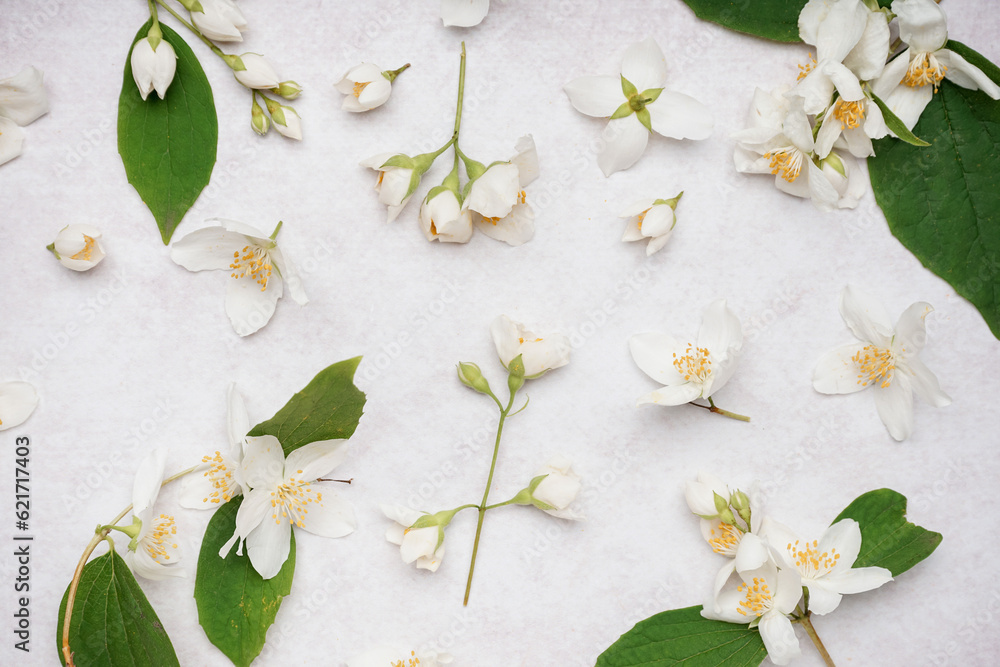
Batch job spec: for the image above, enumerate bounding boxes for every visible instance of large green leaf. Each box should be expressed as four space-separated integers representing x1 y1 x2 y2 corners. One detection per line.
195 497 295 667
119 20 217 244
869 78 1000 338
596 605 767 667
57 549 179 667
833 489 941 577
248 356 366 456
677 0 891 42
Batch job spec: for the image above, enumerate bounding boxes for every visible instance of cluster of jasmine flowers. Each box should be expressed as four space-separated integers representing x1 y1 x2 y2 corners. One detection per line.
686 473 893 665
733 0 1000 211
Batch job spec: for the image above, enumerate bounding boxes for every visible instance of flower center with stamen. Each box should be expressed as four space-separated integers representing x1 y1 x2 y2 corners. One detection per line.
904 52 947 90
637 208 651 231
201 451 236 504
229 245 272 292
71 235 98 261
672 345 712 383
708 521 742 556
852 345 895 388
833 99 865 130
483 191 527 225
797 53 817 81
144 513 179 563
270 476 323 528
352 81 370 98
390 651 421 667
763 147 803 183
737 577 773 617
517 336 542 344
787 539 840 578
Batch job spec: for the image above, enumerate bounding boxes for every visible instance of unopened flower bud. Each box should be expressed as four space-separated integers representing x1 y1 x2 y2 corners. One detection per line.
457 362 493 395
251 97 269 135
273 80 302 100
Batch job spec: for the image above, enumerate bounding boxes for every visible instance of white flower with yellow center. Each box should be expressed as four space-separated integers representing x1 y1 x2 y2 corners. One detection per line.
47 224 106 272
179 383 250 509
465 135 539 246
619 192 681 256
0 381 38 431
124 448 183 580
702 561 803 666
220 437 356 579
813 285 951 441
629 300 742 407
762 517 892 615
490 315 570 378
170 219 307 336
335 63 406 112
873 0 1000 129
381 504 449 572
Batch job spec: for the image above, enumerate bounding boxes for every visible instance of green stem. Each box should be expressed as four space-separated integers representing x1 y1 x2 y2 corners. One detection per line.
484 498 522 510
688 397 751 422
454 42 466 137
155 0 227 57
463 386 517 606
270 220 283 240
796 614 836 667
147 0 159 26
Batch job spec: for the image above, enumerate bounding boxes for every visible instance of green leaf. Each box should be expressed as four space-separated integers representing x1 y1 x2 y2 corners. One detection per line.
868 80 1000 338
119 20 217 244
249 356 366 456
57 549 179 667
677 0 891 42
945 40 1000 87
195 497 295 667
833 488 942 577
870 92 930 146
596 605 767 667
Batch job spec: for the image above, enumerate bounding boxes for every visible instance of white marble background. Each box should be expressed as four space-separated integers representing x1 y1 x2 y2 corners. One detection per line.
2 1 999 665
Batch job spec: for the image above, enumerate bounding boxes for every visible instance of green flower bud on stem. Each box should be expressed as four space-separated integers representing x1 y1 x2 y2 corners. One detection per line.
273 80 302 100
507 354 525 395
457 362 493 396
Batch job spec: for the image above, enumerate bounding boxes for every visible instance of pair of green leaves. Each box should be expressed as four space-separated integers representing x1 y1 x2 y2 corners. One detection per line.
57 358 366 667
596 489 941 667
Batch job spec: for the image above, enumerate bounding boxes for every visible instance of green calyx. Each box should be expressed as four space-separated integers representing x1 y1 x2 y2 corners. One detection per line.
653 191 684 209
177 0 204 12
146 22 163 51
610 76 663 128
222 54 246 72
46 242 60 259
382 63 411 83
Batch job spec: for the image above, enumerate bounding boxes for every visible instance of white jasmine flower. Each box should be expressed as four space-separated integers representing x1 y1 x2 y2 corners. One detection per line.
875 0 1000 129
232 53 280 90
335 63 393 112
361 152 418 223
619 193 680 256
490 315 570 378
125 448 183 580
684 472 732 519
466 135 539 246
190 0 247 42
702 561 803 666
0 65 49 167
564 37 713 176
221 437 356 579
48 224 106 272
419 189 473 243
762 517 892 615
528 455 583 520
169 219 307 336
441 0 489 27
813 285 951 441
629 299 742 407
269 104 302 140
381 504 448 572
179 383 249 509
130 37 177 101
0 381 38 431
348 647 453 667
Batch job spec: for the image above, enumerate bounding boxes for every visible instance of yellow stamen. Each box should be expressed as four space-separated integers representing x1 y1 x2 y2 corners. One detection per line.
788 539 841 578
352 81 370 98
70 235 98 261
269 477 322 528
143 514 180 563
200 451 237 504
763 147 803 183
707 522 742 556
904 52 947 90
390 651 421 667
637 208 651 231
797 53 817 81
482 191 527 226
229 244 272 292
833 99 865 130
672 345 712 383
852 345 895 388
736 577 773 617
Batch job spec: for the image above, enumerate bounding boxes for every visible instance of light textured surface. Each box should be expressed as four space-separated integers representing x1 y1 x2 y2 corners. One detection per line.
2 1 999 666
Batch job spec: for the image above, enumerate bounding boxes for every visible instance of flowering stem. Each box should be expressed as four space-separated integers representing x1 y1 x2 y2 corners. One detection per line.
454 41 466 138
383 63 411 83
688 397 751 422
60 465 198 666
795 613 836 667
463 385 518 606
147 0 159 27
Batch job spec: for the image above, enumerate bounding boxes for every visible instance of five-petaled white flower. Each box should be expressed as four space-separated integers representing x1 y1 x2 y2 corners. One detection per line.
130 36 177 101
190 0 247 42
0 381 38 431
813 285 951 441
48 224 106 272
618 193 681 256
465 135 539 246
490 315 570 378
381 504 449 572
629 299 742 407
441 0 489 27
348 646 453 667
221 437 357 579
702 560 803 666
125 448 184 580
875 0 1000 129
179 383 250 509
335 63 400 112
170 219 307 336
564 37 713 176
0 65 49 167
762 517 893 615
525 456 584 520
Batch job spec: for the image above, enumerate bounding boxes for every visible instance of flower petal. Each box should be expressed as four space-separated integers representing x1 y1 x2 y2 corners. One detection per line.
821 565 892 596
400 526 438 563
813 0 868 63
622 37 668 91
440 0 490 27
0 381 38 431
169 226 246 271
813 342 869 394
637 382 703 406
883 77 934 131
873 373 914 440
299 492 356 538
629 332 687 385
511 134 539 188
894 301 933 352
646 92 713 140
564 75 624 117
474 203 535 246
696 300 742 357
490 315 523 367
0 116 25 166
357 77 392 109
758 612 802 666
597 116 649 177
381 504 422 528
267 244 308 306
0 66 49 126
938 49 1000 98
285 439 349 482
733 532 769 573
839 285 893 345
895 0 948 53
464 163 520 219
902 356 951 408
619 198 657 218
131 448 167 519
126 545 184 581
246 512 292 579
178 464 228 509
225 271 283 336
241 435 285 489
843 9 891 81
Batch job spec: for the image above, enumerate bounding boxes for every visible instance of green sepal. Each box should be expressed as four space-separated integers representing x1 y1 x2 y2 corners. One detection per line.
620 75 638 99
641 87 664 104
221 54 246 72
870 92 930 147
145 22 163 51
177 0 204 12
610 101 634 120
463 157 487 181
653 191 684 209
636 108 652 132
46 242 60 259
380 154 416 170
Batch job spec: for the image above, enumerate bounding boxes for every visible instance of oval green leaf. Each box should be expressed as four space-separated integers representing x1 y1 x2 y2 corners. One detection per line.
248 356 367 456
868 78 1000 338
119 20 218 244
833 488 942 577
57 549 179 667
195 496 296 667
596 605 767 667
677 0 891 43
